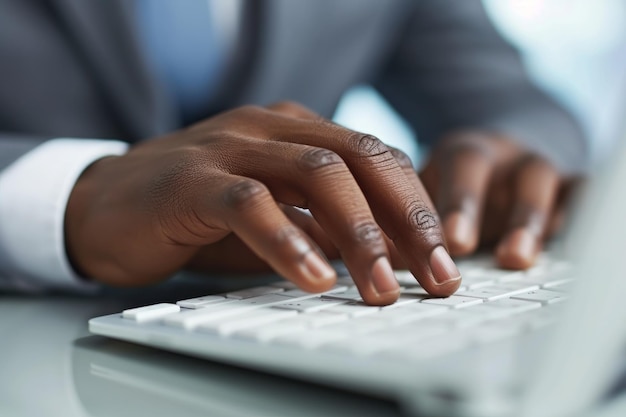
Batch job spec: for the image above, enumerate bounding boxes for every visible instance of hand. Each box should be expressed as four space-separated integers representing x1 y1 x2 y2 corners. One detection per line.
420 131 574 269
65 102 461 305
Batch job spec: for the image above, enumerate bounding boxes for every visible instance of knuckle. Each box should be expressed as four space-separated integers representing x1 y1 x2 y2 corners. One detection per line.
273 100 302 111
388 147 413 169
349 133 388 159
351 221 384 246
234 104 265 118
222 179 269 210
297 147 345 172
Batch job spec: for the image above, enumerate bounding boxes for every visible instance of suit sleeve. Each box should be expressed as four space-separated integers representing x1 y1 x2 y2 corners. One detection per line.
374 0 588 174
0 137 128 292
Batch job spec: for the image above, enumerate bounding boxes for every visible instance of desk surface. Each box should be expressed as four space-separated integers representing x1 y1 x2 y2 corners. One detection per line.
5 276 626 417
0 277 404 417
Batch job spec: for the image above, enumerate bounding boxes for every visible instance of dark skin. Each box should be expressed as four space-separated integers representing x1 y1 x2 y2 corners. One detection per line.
65 102 568 306
420 131 572 269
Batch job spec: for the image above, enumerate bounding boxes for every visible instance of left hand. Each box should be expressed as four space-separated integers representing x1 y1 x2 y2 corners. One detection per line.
420 131 575 269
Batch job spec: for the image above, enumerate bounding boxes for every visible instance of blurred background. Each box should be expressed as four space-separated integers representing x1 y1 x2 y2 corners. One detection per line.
334 0 626 167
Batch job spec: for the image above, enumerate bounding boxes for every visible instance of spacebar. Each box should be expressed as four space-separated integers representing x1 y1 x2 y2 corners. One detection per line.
164 293 305 330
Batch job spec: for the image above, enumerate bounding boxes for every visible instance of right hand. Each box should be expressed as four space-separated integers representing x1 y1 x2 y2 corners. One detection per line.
65 102 461 305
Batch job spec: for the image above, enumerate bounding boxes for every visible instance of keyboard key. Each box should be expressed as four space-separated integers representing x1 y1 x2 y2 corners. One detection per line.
401 287 430 297
273 297 346 313
235 293 295 307
226 286 284 300
494 271 527 283
235 320 309 342
281 285 348 299
269 281 299 290
460 275 497 290
198 308 297 335
430 310 487 329
335 276 355 287
375 303 448 325
327 318 389 335
321 288 363 302
380 295 420 309
542 285 571 293
394 271 421 287
481 298 541 313
463 269 523 282
164 304 252 330
324 303 380 317
297 312 350 328
455 283 539 301
177 296 231 309
170 293 339 331
122 303 180 323
421 296 483 309
274 329 348 349
511 290 567 305
539 278 573 289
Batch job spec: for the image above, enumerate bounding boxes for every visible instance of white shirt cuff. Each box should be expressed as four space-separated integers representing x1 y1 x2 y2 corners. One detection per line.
0 138 129 292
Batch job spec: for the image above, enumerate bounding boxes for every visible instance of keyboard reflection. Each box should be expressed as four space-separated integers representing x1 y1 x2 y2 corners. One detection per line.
72 336 402 417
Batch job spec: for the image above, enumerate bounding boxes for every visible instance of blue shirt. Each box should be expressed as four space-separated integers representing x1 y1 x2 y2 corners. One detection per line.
134 0 231 120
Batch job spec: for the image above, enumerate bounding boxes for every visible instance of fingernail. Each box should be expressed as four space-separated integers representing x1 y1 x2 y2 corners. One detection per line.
429 246 461 285
371 257 400 295
500 228 536 263
444 212 473 246
303 251 336 281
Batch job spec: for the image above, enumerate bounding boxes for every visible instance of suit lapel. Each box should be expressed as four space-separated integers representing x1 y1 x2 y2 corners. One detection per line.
48 0 176 140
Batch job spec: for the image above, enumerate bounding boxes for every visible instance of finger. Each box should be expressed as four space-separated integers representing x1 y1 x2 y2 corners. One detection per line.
544 178 580 239
353 136 460 294
496 157 559 269
228 140 401 305
284 138 408 270
187 173 338 292
249 106 461 295
281 205 340 260
189 206 341 273
434 138 496 256
268 104 409 270
189 234 273 273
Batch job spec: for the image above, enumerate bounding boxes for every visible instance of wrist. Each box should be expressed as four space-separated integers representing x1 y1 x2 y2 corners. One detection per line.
64 156 119 281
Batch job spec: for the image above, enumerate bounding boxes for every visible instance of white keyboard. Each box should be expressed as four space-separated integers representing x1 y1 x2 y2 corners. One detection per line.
90 255 572 363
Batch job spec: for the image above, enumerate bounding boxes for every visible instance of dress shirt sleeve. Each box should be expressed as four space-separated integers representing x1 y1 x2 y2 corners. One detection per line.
0 138 129 292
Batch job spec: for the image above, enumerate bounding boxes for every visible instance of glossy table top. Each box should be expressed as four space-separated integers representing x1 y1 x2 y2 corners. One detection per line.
0 275 404 417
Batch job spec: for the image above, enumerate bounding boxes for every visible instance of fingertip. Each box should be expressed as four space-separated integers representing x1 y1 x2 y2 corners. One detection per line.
424 278 462 297
295 251 337 292
443 212 478 256
363 256 401 306
361 288 401 306
496 228 538 270
416 246 463 297
429 246 462 285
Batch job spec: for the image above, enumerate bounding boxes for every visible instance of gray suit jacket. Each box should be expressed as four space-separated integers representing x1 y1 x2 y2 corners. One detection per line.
0 0 586 173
